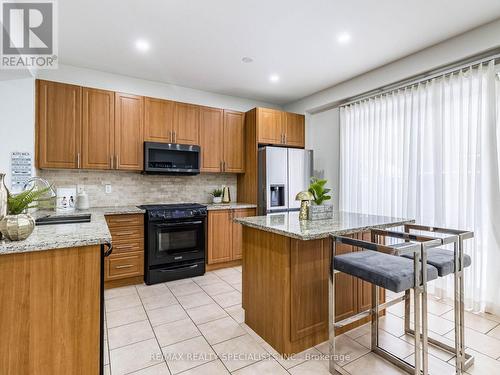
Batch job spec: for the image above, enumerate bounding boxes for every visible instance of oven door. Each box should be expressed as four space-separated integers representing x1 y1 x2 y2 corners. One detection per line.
149 219 205 265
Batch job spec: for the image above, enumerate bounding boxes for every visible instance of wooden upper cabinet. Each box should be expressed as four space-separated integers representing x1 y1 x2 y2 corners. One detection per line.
257 108 283 144
223 110 245 173
174 102 199 145
82 88 115 170
114 93 144 171
199 106 224 172
144 97 174 143
207 210 233 264
284 112 305 148
37 80 82 169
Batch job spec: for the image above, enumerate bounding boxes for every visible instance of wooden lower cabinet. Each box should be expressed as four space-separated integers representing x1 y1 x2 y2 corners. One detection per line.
105 214 144 283
207 208 256 265
0 245 101 374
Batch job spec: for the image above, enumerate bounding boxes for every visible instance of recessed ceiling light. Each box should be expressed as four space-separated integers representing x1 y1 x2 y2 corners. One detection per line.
135 39 150 52
269 74 280 83
337 32 351 44
242 56 254 63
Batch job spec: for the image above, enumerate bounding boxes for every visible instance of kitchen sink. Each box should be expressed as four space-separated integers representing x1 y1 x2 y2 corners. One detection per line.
35 214 91 226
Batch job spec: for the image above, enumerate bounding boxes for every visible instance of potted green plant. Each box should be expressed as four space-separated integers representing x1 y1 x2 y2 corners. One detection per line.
210 188 223 204
307 177 333 220
0 186 51 241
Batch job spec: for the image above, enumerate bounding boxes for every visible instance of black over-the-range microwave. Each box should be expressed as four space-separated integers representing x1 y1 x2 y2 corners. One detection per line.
143 142 201 175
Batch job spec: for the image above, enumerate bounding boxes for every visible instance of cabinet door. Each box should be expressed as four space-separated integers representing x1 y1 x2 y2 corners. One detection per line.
37 80 82 169
82 88 115 169
232 208 256 260
199 106 223 172
144 97 174 142
223 110 245 173
284 112 305 148
257 108 283 144
174 102 200 145
115 93 144 171
335 236 358 321
207 210 232 264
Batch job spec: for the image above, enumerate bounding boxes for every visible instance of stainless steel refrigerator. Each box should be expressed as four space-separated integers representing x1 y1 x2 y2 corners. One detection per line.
258 146 314 215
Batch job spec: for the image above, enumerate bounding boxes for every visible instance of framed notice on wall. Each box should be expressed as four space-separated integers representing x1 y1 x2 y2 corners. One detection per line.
10 151 32 193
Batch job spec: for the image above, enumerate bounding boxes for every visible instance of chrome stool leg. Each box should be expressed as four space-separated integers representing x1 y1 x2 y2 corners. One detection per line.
401 225 475 374
328 240 341 375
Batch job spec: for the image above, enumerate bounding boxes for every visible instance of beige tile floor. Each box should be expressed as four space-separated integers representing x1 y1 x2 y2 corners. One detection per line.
103 267 500 375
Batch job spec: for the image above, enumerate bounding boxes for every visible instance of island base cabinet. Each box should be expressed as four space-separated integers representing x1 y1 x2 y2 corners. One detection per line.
242 227 385 355
0 245 101 375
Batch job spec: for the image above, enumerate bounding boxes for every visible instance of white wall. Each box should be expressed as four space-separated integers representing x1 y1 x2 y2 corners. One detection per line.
36 64 280 112
306 108 340 210
285 19 500 113
0 77 36 189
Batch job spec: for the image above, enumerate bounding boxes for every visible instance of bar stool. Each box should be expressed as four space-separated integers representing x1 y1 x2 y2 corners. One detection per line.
398 224 474 374
329 231 442 375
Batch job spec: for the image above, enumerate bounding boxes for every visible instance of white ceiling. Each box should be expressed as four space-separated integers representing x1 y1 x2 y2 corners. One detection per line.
59 0 500 105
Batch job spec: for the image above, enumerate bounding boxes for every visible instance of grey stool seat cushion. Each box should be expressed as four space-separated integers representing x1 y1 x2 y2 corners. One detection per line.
401 248 471 277
334 250 439 293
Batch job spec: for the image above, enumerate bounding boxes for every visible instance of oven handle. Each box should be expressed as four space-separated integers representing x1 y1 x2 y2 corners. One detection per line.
154 221 203 227
158 264 199 272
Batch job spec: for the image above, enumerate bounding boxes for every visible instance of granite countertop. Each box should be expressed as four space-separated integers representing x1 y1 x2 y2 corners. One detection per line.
206 202 257 211
0 206 145 255
234 211 414 240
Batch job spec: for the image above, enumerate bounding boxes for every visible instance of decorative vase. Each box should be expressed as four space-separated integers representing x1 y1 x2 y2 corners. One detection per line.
0 173 8 240
212 196 222 204
0 213 35 241
308 204 334 221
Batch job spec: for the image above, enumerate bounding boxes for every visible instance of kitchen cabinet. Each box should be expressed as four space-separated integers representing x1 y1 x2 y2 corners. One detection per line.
144 97 174 143
223 110 245 173
283 112 305 148
200 108 245 173
114 93 144 171
36 79 246 173
174 102 200 145
0 245 101 374
200 106 224 172
207 207 256 265
231 208 255 259
105 214 144 282
237 107 305 205
82 88 115 169
256 107 305 147
207 210 233 264
36 80 82 169
257 107 283 144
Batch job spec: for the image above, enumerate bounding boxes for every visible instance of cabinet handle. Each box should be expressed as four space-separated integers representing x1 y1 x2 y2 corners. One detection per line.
110 155 113 169
77 153 81 168
284 134 286 144
115 264 134 269
116 154 119 169
173 131 176 143
220 161 223 172
223 161 226 172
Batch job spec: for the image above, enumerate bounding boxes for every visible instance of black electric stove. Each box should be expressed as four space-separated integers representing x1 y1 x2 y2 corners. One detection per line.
139 203 207 284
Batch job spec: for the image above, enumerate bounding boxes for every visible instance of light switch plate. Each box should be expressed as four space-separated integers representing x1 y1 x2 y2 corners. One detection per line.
105 184 112 194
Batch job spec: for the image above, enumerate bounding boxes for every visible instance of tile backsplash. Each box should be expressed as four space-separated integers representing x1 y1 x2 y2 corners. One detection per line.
38 170 237 207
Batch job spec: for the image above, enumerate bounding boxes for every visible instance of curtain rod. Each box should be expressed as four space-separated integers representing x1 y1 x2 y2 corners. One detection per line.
336 47 500 109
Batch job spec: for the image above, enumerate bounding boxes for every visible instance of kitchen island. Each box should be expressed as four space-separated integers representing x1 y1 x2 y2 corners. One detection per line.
235 210 413 356
0 206 143 375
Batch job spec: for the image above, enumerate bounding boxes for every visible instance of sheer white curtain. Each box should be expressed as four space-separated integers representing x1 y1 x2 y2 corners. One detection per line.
339 61 500 314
